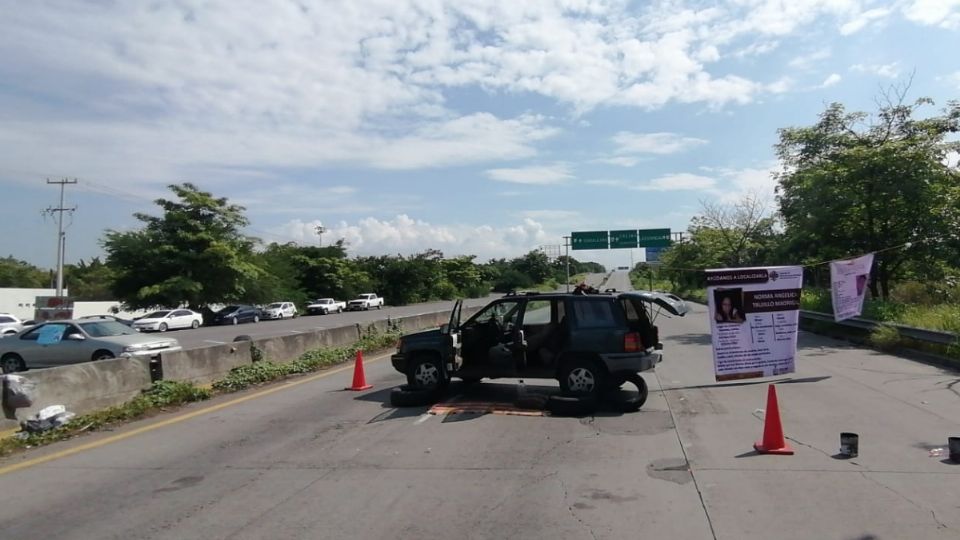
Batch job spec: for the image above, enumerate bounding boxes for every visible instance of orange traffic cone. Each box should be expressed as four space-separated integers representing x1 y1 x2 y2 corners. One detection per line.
754 384 794 455
346 350 372 391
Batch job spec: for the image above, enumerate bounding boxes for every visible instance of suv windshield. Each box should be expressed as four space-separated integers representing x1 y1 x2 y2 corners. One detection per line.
80 321 137 337
143 311 170 319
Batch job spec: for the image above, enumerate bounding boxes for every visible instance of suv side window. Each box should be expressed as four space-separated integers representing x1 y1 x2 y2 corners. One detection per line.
523 300 552 325
571 299 619 329
466 299 522 328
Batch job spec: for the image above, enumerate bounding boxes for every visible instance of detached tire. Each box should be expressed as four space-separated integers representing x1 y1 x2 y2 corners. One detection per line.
606 372 648 412
547 394 598 416
390 385 440 407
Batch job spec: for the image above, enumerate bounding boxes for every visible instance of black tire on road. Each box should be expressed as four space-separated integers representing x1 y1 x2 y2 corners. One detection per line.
192 320 200 329
233 335 252 342
1 353 26 374
606 372 648 412
92 350 115 361
377 304 382 310
546 394 598 416
406 354 449 391
338 307 343 313
558 357 606 400
159 323 168 332
232 317 238 326
390 385 440 407
254 315 259 323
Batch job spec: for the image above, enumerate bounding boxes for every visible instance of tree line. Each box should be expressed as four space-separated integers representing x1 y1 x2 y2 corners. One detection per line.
657 89 960 301
0 186 604 309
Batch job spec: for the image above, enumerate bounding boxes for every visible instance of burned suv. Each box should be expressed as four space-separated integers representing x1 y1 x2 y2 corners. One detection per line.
390 290 688 412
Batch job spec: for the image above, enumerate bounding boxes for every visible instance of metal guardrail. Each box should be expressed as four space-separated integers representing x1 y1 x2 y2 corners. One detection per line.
799 310 959 346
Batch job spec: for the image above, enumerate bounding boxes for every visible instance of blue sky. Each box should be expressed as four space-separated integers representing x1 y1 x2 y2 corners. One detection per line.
1 0 958 270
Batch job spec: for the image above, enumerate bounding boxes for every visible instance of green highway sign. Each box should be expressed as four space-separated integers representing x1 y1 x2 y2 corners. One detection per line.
638 228 672 248
609 229 638 249
571 231 608 250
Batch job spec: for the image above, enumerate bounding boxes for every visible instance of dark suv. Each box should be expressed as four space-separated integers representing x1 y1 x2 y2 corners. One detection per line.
390 290 688 410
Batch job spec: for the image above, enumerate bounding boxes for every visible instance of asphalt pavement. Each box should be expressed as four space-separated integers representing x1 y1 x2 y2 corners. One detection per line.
166 296 497 350
1 271 958 539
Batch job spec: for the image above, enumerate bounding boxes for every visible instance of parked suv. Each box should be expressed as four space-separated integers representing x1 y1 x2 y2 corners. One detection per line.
390 291 688 412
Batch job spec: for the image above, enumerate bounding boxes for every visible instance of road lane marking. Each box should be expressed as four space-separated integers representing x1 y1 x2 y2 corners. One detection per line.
0 352 391 477
203 340 227 345
413 414 432 425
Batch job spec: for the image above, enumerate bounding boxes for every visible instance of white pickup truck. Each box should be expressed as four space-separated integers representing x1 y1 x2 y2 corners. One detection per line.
346 293 384 311
305 298 346 315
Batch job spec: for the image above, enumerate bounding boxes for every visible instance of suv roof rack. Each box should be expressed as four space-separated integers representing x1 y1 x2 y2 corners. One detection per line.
504 290 542 297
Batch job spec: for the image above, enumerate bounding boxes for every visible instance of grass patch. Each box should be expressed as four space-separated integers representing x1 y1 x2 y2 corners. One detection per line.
1 325 402 457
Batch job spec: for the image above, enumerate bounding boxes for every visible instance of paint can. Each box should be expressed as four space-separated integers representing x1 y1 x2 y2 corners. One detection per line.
949 437 960 462
839 432 859 458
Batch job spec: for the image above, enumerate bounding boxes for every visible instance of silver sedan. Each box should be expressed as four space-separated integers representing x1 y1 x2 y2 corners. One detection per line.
0 320 182 373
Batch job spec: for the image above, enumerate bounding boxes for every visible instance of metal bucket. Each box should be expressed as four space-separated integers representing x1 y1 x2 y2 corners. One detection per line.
949 437 960 462
839 432 859 458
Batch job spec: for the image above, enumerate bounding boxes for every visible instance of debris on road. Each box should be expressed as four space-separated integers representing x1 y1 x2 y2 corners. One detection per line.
20 404 76 434
2 374 36 409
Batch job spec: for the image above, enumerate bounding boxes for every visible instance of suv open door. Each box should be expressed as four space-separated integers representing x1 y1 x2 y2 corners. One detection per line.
441 299 463 373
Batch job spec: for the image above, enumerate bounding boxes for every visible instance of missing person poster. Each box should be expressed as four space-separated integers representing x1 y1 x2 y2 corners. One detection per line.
830 253 874 322
706 266 804 382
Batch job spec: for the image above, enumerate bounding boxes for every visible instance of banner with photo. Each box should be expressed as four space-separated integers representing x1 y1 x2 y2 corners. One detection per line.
829 253 874 322
706 266 804 382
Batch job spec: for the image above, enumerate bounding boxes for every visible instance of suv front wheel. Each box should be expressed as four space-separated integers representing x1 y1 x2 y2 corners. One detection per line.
407 354 449 391
559 357 605 399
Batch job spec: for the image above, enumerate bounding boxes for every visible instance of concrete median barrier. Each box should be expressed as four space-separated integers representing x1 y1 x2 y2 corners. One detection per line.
160 341 252 385
1 304 483 432
2 357 152 431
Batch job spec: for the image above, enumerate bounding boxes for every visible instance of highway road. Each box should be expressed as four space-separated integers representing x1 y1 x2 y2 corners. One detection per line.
163 296 498 350
1 271 958 539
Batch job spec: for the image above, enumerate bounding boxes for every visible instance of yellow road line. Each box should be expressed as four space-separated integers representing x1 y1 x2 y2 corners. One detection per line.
0 353 390 477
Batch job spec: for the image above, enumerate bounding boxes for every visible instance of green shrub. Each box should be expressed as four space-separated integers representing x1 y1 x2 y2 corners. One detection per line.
889 281 938 306
868 324 901 351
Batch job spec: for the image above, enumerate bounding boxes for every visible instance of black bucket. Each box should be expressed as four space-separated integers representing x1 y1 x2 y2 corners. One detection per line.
949 437 960 462
840 432 859 458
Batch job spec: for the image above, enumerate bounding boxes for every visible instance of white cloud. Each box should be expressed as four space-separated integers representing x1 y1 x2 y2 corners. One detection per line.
902 0 960 29
611 132 709 155
273 215 551 260
820 73 842 88
788 48 831 70
632 173 716 192
945 71 960 90
592 156 642 167
485 163 573 185
840 7 892 34
710 164 779 203
851 62 901 78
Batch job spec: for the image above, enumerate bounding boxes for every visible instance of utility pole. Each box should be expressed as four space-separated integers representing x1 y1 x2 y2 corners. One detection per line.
563 236 571 293
44 178 77 297
315 225 327 247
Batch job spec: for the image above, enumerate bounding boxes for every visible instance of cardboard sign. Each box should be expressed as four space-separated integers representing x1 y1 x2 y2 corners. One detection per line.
37 324 66 345
830 254 874 322
706 266 804 382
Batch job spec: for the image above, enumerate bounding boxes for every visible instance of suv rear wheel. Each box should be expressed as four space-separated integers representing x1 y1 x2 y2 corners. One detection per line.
559 357 605 399
407 354 449 391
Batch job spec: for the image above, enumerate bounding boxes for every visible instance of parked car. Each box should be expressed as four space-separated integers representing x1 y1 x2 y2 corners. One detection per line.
131 309 203 332
306 298 346 315
0 320 182 373
346 293 384 311
78 314 135 327
0 313 24 337
212 305 261 325
390 290 688 411
261 302 297 320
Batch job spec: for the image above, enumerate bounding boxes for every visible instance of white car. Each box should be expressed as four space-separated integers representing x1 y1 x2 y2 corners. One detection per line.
262 302 297 320
0 313 24 337
131 309 203 332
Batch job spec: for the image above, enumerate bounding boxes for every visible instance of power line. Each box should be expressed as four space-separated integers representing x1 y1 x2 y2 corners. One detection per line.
42 178 77 297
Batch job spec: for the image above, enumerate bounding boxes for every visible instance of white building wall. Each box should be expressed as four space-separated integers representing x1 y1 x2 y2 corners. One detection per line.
0 288 62 320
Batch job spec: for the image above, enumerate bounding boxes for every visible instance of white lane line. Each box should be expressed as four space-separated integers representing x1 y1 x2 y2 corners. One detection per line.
204 340 227 344
414 414 433 425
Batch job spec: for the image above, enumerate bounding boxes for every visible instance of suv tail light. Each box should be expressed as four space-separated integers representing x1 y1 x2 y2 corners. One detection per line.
624 332 642 353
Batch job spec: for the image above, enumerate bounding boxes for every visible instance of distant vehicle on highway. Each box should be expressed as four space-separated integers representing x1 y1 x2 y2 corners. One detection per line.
78 314 135 327
0 313 25 337
347 293 384 311
132 309 203 332
617 266 629 270
212 305 261 325
0 320 182 373
306 298 345 315
262 302 297 320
